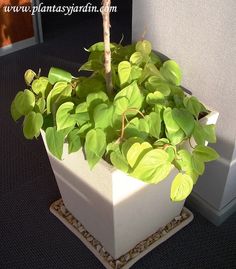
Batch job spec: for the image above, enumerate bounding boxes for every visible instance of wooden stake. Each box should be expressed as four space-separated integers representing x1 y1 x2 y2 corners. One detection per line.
102 0 113 96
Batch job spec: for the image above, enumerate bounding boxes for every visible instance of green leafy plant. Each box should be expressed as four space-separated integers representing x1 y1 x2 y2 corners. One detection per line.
10 38 219 202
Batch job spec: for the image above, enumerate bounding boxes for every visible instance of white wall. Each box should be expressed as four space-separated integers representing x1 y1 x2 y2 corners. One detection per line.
132 0 236 223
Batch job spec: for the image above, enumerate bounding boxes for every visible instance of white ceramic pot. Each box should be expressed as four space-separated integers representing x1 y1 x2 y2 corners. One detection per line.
41 108 219 259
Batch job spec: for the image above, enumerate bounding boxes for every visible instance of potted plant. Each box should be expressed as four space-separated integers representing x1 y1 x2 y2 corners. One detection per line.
10 0 219 267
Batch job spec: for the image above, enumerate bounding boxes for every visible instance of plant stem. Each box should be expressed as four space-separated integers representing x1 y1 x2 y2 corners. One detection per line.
102 0 113 96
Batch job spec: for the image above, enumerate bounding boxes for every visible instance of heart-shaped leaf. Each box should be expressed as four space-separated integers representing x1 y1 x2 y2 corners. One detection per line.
121 137 144 158
75 102 90 125
86 91 109 111
146 91 165 105
35 97 45 114
14 90 35 116
193 145 219 162
127 142 152 168
135 40 152 55
132 149 171 184
114 81 143 116
191 154 205 175
23 111 43 139
56 102 76 131
46 82 71 114
172 108 195 136
45 127 65 160
32 77 49 96
124 117 149 140
184 96 203 118
130 52 143 65
171 173 193 201
48 67 72 84
110 150 129 173
10 99 22 121
24 69 36 86
146 111 161 139
85 129 106 169
147 76 171 96
163 108 180 133
160 60 182 86
67 128 81 154
118 61 131 86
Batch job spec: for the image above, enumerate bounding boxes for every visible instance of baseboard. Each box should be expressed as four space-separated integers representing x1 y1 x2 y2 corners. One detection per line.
0 37 37 56
187 192 236 226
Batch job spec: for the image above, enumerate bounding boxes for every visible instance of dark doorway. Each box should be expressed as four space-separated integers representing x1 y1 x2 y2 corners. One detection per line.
40 0 132 63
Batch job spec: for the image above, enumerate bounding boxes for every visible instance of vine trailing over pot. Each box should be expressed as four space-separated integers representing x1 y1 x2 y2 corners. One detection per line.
10 1 219 202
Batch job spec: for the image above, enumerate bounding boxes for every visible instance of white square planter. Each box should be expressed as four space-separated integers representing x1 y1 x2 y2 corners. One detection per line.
41 108 219 260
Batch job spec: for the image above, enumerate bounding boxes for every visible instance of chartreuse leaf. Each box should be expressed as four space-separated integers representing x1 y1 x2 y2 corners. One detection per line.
86 91 109 111
146 91 165 105
76 77 106 98
175 150 199 184
193 122 216 145
171 173 193 202
127 142 152 168
136 40 152 55
165 146 176 162
75 102 90 125
10 98 22 121
88 51 104 62
56 102 76 131
46 82 71 114
118 61 131 86
193 145 219 162
167 129 185 145
163 108 185 145
59 126 74 137
146 111 161 139
85 129 106 169
93 103 113 129
163 108 180 133
193 122 205 145
124 117 149 139
121 137 144 158
132 149 172 184
78 122 92 138
35 97 45 113
172 108 195 136
175 150 192 172
23 112 43 139
67 128 81 154
202 124 216 143
45 127 64 160
24 69 36 86
79 60 103 72
160 60 182 86
114 81 143 116
32 77 49 97
153 138 170 147
147 76 171 96
191 154 205 175
130 66 142 81
139 63 161 84
183 96 203 118
150 51 162 67
14 90 35 116
106 141 120 155
48 67 72 84
110 150 129 173
130 52 143 65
